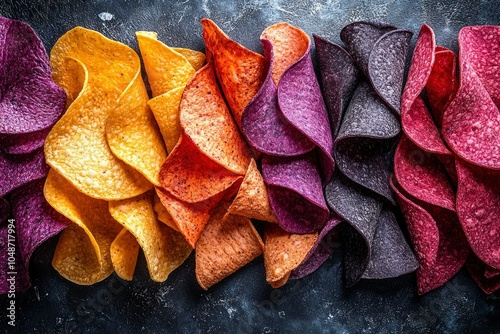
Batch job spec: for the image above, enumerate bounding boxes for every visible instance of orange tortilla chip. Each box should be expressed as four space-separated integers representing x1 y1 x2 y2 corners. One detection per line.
264 224 318 288
44 169 122 284
227 159 278 223
195 204 264 290
159 133 242 203
110 228 140 281
109 190 192 282
201 18 266 128
174 48 206 71
180 63 252 175
261 23 309 85
153 191 179 232
47 27 152 200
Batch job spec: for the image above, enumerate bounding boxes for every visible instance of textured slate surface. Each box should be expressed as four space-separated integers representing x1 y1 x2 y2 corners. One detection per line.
1 1 499 333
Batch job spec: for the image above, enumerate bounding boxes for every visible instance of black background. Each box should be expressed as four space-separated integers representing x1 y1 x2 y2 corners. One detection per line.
1 0 500 333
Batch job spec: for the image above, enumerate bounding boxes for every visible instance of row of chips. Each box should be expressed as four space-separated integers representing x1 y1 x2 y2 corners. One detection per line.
0 17 69 294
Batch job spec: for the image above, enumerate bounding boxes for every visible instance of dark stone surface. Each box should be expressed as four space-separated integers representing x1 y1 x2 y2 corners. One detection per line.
0 1 499 333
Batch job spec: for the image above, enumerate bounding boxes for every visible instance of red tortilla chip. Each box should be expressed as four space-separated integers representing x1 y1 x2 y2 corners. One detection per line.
195 204 264 290
467 253 500 294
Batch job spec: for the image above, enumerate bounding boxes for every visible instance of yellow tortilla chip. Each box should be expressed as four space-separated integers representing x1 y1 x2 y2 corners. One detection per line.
153 191 179 232
227 159 278 223
109 190 192 282
264 224 318 288
44 169 122 285
173 48 206 71
195 204 264 290
46 27 151 200
110 228 140 281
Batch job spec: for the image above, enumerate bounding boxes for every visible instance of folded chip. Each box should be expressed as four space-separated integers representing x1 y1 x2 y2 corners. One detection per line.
110 228 140 281
467 253 500 294
109 190 192 282
196 204 264 290
46 27 152 200
45 169 122 285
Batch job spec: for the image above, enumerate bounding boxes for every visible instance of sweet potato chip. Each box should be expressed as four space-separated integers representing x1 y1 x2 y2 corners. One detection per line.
201 18 266 129
110 228 140 281
109 190 192 282
46 27 151 200
264 223 318 288
227 159 277 223
196 204 263 290
44 169 122 285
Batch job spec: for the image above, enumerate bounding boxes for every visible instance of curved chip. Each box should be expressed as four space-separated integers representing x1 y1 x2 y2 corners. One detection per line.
110 228 140 281
467 253 500 294
456 159 500 269
313 35 360 137
0 17 65 138
0 197 8 223
109 190 192 282
227 159 277 223
44 169 122 285
290 215 342 279
46 27 152 200
391 175 469 294
153 192 179 232
262 153 329 233
201 18 266 129
195 204 263 290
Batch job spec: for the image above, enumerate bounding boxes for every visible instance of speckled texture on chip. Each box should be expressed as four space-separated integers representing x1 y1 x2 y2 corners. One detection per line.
262 153 329 233
47 27 152 200
201 18 266 130
195 204 263 290
391 175 469 294
313 35 360 137
110 229 140 281
455 159 500 269
109 190 192 282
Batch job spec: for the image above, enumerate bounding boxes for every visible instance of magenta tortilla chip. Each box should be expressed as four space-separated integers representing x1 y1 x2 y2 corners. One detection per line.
456 159 500 269
1 178 69 293
313 35 360 137
484 265 500 279
262 153 330 234
290 214 342 279
241 40 315 157
0 148 48 197
335 81 400 204
0 17 65 136
0 197 9 223
467 253 500 294
391 175 469 294
443 28 500 169
394 135 456 211
0 128 50 155
459 26 499 107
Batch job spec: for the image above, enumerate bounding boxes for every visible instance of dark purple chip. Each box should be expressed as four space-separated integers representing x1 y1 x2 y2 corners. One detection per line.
362 208 419 280
0 148 49 197
241 40 315 157
262 153 329 234
0 17 65 136
0 197 9 223
340 21 396 77
290 214 342 279
467 252 500 294
314 35 360 137
335 81 400 204
0 127 49 155
367 29 413 114
0 225 31 293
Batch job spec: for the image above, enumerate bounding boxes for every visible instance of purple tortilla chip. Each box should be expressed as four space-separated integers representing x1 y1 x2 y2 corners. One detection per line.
335 81 400 204
0 17 65 136
0 127 50 155
362 208 418 280
0 148 49 197
241 40 315 157
313 35 360 137
0 197 9 223
290 214 342 279
340 21 396 77
0 224 30 293
368 29 413 114
262 153 329 234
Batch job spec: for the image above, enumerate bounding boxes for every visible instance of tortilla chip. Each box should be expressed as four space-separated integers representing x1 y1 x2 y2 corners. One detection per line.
46 27 151 200
264 223 318 288
201 18 266 129
153 192 179 232
45 169 122 285
195 204 263 290
109 190 192 282
227 159 277 223
110 228 140 281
